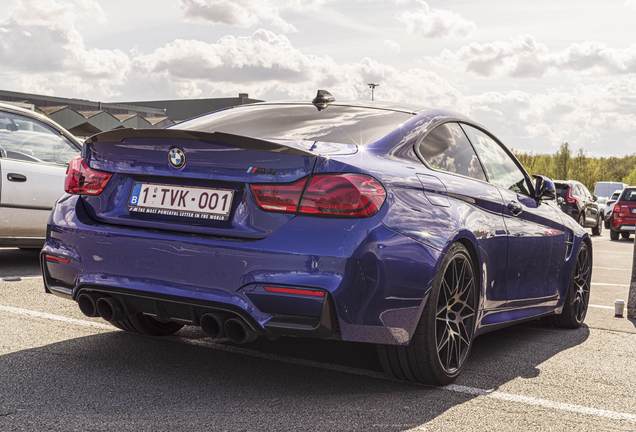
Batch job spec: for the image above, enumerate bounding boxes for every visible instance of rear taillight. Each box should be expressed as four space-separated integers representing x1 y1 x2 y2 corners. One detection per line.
251 178 308 212
566 188 578 204
250 173 386 218
64 157 112 195
300 174 386 217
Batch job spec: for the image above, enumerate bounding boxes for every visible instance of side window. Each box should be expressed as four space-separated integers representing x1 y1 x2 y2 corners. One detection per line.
417 122 486 181
461 124 532 196
0 111 80 166
577 185 586 198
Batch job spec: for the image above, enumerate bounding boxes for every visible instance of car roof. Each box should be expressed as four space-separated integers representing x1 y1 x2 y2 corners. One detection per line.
0 101 82 145
241 100 427 115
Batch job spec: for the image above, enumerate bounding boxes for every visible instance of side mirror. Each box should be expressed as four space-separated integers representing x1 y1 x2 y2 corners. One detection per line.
592 195 598 202
6 123 19 132
557 197 565 205
533 174 556 201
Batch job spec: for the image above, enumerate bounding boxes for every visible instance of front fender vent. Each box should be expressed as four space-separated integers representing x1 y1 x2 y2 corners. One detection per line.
565 230 574 259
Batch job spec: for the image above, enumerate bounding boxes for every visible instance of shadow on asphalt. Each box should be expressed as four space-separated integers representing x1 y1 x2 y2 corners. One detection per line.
0 248 41 278
0 320 590 431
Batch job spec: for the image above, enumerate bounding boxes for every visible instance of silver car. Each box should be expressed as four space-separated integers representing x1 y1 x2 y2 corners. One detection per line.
0 102 82 248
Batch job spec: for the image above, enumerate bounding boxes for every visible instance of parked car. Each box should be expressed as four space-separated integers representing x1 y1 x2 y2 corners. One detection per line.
604 189 623 229
554 180 603 235
0 102 82 248
609 187 636 240
594 181 627 199
41 93 592 385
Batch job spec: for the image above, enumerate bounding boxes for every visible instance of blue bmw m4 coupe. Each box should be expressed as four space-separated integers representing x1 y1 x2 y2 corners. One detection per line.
41 91 592 385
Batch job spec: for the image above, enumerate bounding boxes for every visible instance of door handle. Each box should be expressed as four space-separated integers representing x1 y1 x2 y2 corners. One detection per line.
7 173 27 182
507 201 523 216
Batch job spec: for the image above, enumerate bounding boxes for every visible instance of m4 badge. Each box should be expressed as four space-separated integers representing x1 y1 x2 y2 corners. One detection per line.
247 167 276 175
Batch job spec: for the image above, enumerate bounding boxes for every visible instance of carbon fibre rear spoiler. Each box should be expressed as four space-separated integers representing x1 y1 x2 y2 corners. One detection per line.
87 128 316 157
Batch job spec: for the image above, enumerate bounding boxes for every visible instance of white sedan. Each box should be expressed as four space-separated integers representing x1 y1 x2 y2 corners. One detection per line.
0 102 82 248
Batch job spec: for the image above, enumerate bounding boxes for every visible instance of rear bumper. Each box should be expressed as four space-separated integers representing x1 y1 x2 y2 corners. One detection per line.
42 195 440 345
611 224 636 232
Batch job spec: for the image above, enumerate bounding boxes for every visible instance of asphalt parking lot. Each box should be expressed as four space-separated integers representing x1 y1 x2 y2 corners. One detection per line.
1 230 635 431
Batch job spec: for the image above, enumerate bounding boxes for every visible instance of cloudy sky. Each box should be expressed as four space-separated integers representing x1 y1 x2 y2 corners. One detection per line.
1 0 635 156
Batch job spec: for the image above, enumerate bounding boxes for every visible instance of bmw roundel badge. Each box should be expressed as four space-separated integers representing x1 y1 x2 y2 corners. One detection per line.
168 148 185 169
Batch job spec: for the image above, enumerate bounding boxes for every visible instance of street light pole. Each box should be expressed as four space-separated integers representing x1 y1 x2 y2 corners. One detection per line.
367 83 379 101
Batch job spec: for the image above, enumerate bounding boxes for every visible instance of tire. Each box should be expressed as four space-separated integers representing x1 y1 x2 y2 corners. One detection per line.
544 242 591 329
591 215 602 236
577 213 585 227
111 313 184 336
377 243 477 385
610 229 619 241
604 220 610 229
621 232 631 239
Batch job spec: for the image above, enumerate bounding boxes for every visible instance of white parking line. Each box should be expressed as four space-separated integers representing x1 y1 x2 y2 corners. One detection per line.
591 283 630 287
2 303 636 423
444 385 636 422
0 305 113 330
594 267 632 271
589 304 615 310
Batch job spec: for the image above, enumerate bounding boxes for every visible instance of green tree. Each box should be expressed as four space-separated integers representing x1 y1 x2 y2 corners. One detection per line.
622 166 636 186
555 142 571 180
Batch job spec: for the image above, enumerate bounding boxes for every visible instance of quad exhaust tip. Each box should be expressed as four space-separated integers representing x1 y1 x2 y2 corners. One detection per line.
77 292 101 318
224 317 258 344
200 312 232 339
78 293 127 321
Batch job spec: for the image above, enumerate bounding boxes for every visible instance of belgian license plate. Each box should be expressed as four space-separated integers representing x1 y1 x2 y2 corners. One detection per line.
127 182 234 221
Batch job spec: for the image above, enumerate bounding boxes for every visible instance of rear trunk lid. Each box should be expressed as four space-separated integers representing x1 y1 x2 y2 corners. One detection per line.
80 129 357 239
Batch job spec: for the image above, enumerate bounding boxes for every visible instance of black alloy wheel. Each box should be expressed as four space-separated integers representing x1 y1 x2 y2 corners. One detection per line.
542 241 591 328
377 243 477 385
592 215 602 236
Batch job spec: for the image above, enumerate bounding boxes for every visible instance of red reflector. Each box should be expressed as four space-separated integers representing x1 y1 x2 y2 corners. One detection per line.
264 286 325 297
251 178 308 213
45 255 70 264
299 174 386 217
64 157 112 195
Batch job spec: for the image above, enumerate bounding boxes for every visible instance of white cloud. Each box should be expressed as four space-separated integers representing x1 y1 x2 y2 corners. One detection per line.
429 35 636 78
464 78 636 154
1 1 634 156
383 39 401 53
178 0 331 33
0 0 128 97
395 1 476 39
121 29 464 109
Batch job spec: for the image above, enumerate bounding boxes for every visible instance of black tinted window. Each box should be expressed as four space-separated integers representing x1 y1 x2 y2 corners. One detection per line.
555 185 569 199
461 124 531 196
621 189 636 202
172 104 413 146
417 122 486 180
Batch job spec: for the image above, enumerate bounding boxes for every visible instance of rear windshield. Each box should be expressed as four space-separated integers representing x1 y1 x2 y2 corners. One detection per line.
620 189 636 202
171 104 414 146
555 184 570 199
